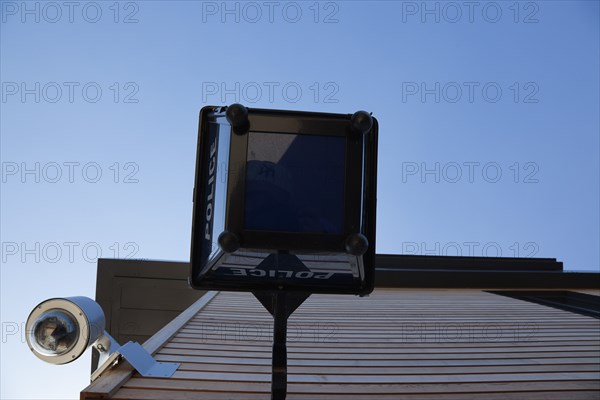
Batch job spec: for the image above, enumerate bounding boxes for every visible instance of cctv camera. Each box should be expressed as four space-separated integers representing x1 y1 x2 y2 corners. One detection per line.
26 296 180 381
25 297 106 365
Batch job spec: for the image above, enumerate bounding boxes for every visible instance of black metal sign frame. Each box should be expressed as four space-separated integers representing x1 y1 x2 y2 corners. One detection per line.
190 104 378 295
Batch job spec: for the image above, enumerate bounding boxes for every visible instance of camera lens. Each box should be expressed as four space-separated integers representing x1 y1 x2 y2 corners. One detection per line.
30 309 79 356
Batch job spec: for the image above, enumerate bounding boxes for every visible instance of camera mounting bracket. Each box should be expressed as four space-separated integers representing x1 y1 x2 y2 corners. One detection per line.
91 332 179 381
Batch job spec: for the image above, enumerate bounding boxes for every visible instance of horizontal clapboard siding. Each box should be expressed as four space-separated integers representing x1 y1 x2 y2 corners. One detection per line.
111 289 600 399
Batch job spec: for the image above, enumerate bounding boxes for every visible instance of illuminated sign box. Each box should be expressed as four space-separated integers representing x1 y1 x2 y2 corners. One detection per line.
190 104 378 295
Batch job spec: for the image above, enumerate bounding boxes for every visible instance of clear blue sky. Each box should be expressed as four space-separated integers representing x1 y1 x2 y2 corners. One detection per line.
1 1 599 398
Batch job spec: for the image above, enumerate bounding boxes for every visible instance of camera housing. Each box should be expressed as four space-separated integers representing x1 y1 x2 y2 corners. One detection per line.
25 296 105 365
25 296 180 380
190 104 378 295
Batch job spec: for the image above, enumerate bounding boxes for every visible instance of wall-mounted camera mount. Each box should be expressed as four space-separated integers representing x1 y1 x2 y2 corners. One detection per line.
25 297 179 381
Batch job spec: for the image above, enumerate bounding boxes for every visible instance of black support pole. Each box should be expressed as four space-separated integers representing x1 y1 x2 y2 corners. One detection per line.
271 292 288 400
252 255 311 400
254 289 309 400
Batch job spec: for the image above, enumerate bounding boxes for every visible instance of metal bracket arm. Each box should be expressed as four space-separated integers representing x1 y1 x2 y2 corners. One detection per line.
91 333 179 381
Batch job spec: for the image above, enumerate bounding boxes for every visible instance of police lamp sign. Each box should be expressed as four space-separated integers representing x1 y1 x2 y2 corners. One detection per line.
190 104 377 295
